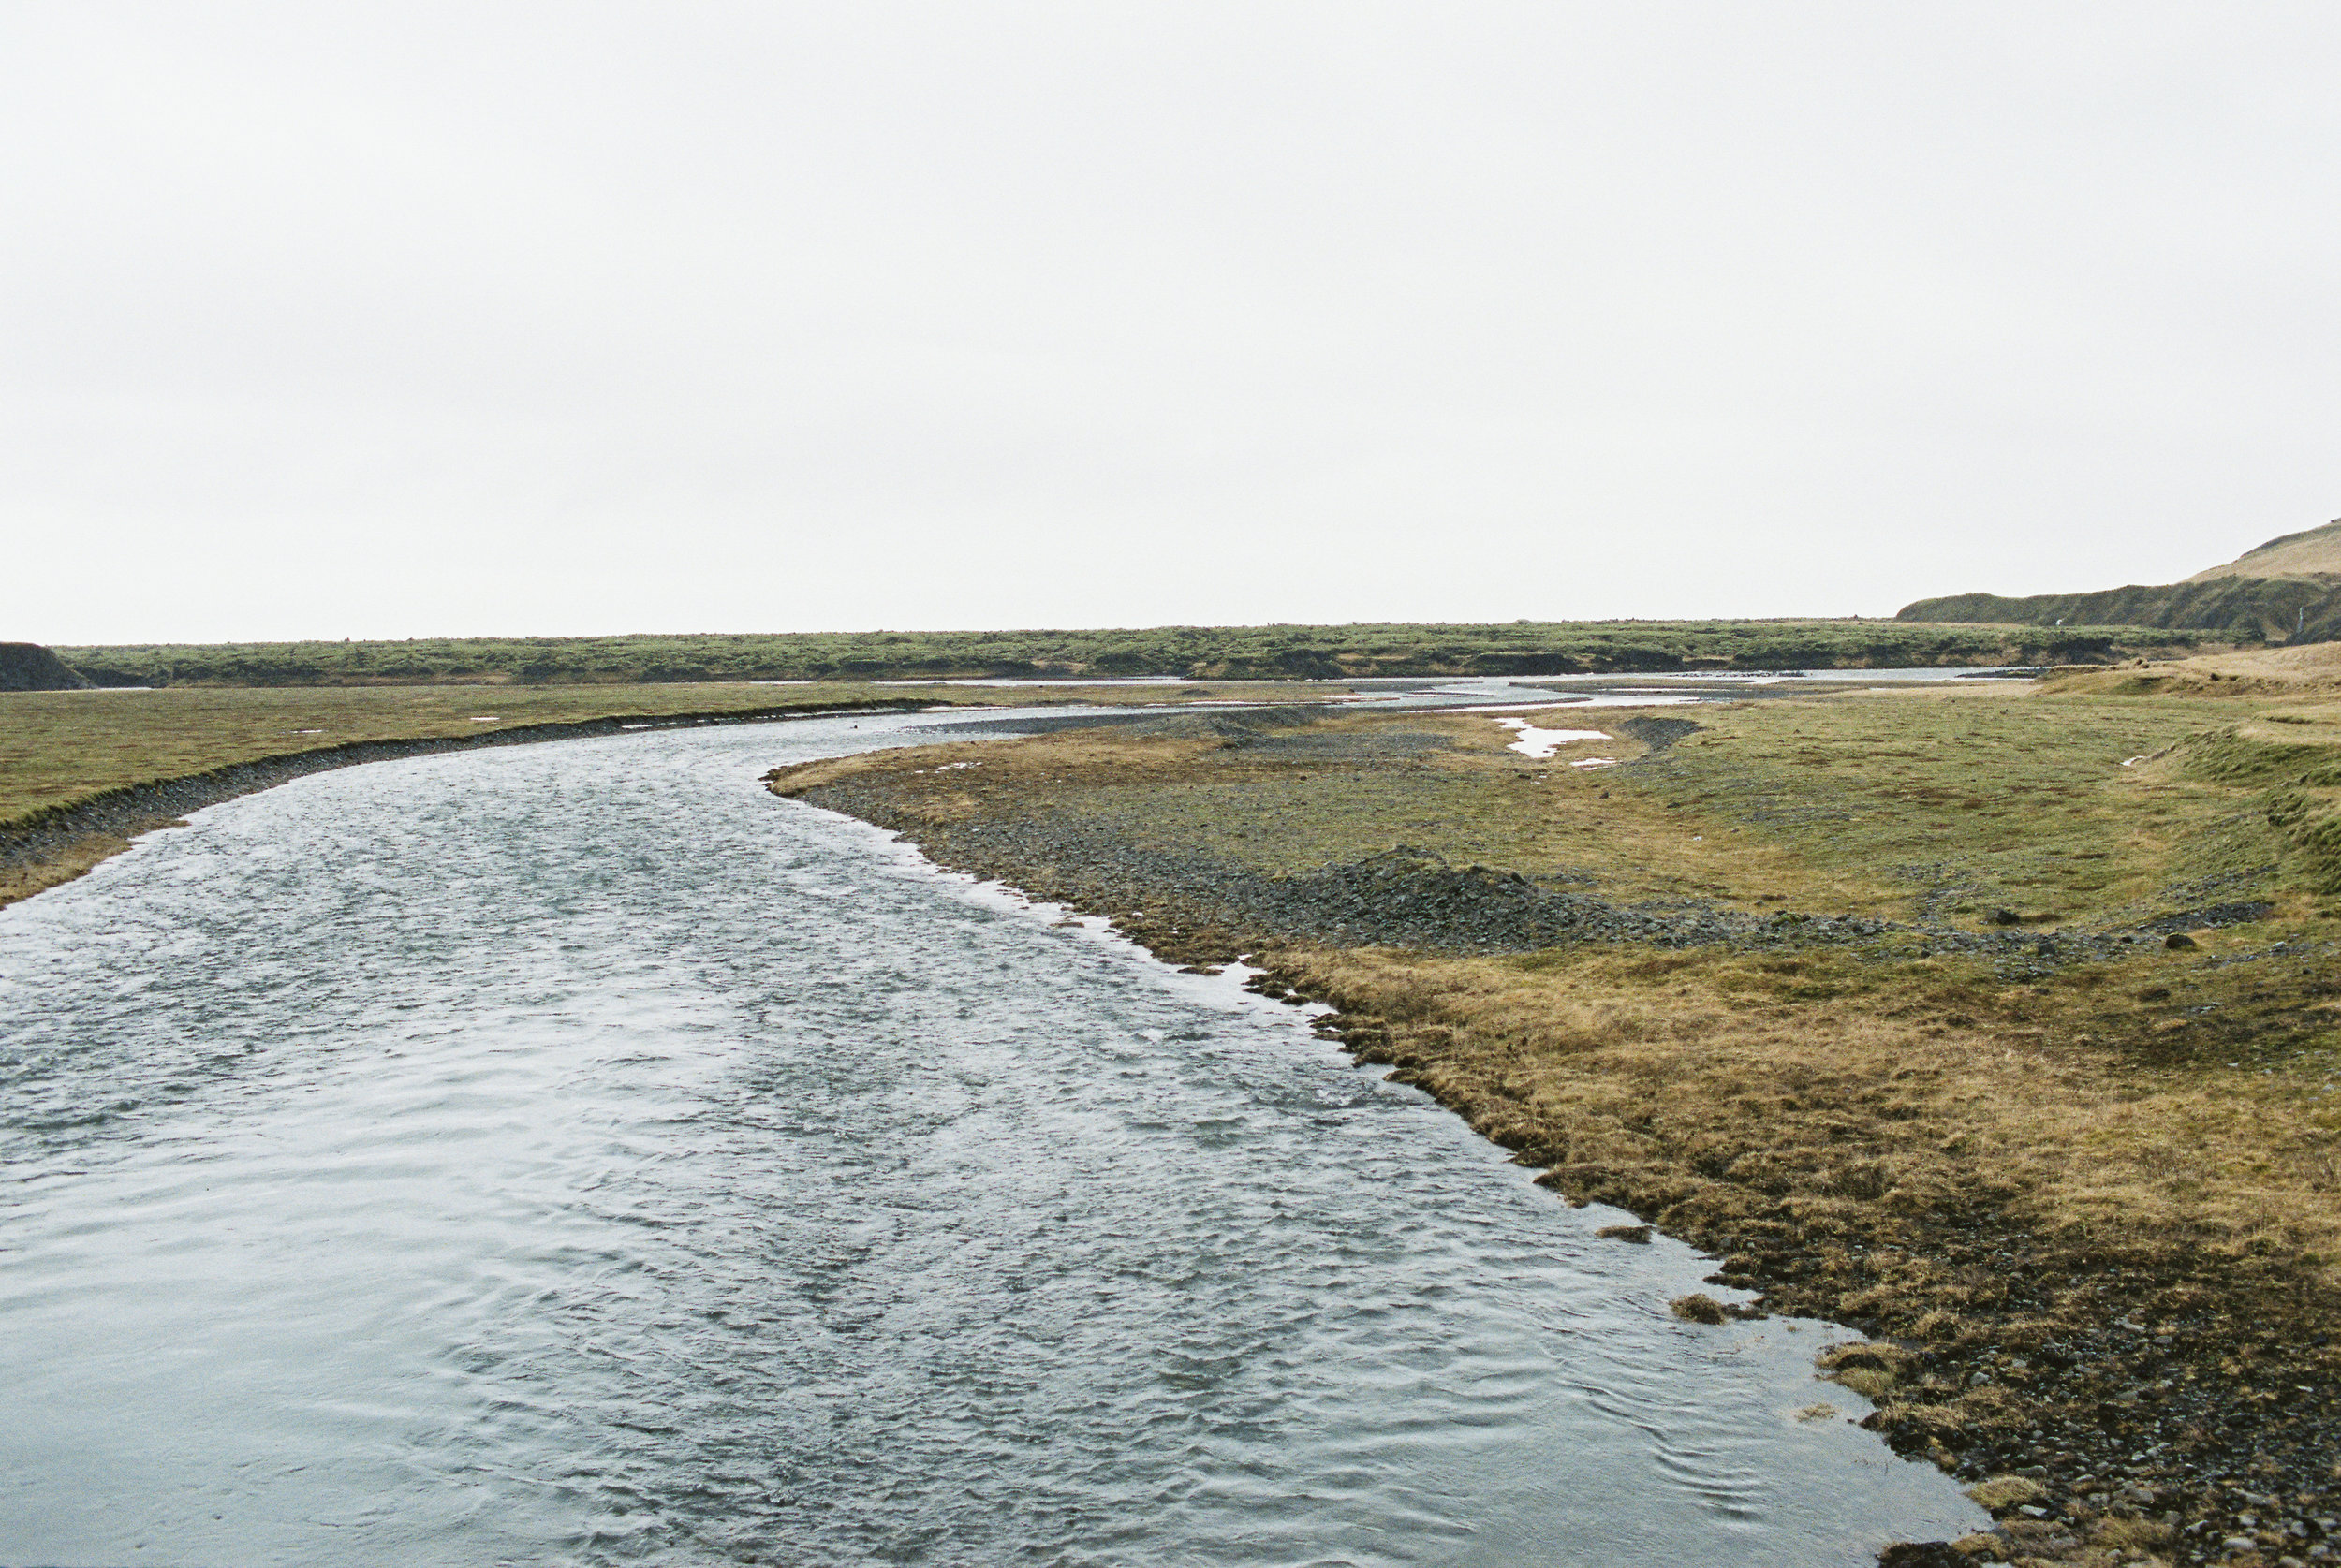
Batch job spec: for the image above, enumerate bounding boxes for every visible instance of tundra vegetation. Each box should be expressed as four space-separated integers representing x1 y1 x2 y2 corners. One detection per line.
770 652 2341 1566
53 617 2206 688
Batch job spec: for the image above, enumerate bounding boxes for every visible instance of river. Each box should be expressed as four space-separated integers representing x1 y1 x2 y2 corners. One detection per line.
0 711 1980 1564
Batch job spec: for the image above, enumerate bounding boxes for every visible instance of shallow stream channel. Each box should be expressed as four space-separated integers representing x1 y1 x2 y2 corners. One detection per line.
0 711 1982 1565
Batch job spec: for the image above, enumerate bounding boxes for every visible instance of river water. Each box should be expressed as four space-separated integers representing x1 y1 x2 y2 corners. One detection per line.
0 712 1980 1565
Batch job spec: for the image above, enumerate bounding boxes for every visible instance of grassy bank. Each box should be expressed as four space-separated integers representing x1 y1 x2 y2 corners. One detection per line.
53 618 2210 687
0 680 1343 908
767 674 2341 1566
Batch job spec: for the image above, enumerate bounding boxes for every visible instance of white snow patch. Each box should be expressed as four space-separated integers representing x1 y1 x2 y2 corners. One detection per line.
1493 718 1611 759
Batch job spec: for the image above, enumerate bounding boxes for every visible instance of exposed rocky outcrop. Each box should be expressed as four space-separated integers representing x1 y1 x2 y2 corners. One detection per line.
0 642 91 692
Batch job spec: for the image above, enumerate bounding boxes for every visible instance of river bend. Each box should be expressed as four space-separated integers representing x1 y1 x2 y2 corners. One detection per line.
0 712 1979 1564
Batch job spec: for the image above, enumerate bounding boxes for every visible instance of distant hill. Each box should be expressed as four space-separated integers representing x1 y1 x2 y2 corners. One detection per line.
0 643 92 692
2185 518 2341 582
55 619 2204 687
1898 517 2341 643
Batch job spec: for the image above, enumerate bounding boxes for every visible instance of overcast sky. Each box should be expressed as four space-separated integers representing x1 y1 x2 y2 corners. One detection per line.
4 3 2337 644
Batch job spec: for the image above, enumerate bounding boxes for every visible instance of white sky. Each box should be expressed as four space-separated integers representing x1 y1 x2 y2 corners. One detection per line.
4 2 2337 644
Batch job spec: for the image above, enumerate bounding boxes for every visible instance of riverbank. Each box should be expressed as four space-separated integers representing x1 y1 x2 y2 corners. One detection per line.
768 679 2341 1567
0 705 1991 1564
0 681 1346 909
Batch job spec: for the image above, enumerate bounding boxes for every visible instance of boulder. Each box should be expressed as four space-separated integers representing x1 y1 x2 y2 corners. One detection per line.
1877 1545 1968 1568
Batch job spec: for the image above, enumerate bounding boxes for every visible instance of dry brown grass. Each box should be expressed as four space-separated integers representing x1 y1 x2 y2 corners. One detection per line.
777 679 2341 1546
2048 640 2341 699
1966 1474 2048 1510
1273 940 2341 1304
0 833 139 905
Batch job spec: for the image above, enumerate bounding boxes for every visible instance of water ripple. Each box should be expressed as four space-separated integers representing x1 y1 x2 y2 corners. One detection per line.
0 714 1980 1565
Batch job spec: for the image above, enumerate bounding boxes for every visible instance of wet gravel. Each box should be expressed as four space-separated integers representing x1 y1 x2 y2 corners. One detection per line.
854 709 2286 972
794 779 2289 975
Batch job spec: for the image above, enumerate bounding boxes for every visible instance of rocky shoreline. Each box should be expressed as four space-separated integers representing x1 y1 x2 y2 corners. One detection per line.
791 761 2286 973
773 709 2341 1568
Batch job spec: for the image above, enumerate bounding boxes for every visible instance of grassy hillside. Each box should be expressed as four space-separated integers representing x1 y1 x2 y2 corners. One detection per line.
2186 517 2341 581
1898 571 2341 643
55 619 2205 687
1900 516 2341 641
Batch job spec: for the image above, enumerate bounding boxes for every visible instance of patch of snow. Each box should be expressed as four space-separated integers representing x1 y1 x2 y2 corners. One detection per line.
1492 717 1610 759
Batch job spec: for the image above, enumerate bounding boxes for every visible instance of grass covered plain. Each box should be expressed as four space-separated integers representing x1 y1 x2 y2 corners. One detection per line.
54 617 2210 687
769 667 2341 1564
